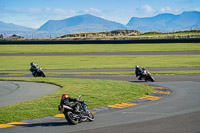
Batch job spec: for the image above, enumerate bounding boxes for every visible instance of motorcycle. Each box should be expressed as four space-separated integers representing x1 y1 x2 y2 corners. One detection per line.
30 67 46 77
59 94 94 125
135 66 155 82
141 69 155 82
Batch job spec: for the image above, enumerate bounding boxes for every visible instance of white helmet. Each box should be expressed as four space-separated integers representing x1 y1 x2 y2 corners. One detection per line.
135 65 139 69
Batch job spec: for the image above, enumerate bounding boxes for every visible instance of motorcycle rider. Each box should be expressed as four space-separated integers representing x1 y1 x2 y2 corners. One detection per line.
29 62 38 76
135 65 146 80
58 94 83 113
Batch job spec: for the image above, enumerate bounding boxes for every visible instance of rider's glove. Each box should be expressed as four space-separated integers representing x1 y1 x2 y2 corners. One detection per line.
58 105 62 111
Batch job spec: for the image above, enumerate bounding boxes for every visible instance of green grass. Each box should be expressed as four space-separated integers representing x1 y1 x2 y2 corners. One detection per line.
0 77 153 124
0 43 200 53
0 55 199 70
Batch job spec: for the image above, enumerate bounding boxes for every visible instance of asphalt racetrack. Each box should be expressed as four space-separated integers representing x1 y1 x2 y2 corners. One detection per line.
0 81 60 107
0 51 200 133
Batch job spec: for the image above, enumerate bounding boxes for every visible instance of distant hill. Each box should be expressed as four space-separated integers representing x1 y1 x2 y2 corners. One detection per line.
37 14 126 34
39 11 200 34
59 29 140 39
127 11 200 32
0 21 35 32
168 11 200 28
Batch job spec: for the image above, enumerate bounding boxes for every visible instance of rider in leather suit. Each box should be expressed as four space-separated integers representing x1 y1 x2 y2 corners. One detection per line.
135 65 146 80
59 94 82 113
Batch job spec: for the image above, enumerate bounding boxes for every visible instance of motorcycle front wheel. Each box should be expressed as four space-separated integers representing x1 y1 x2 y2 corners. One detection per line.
87 112 94 121
148 75 155 82
40 71 46 77
65 111 79 125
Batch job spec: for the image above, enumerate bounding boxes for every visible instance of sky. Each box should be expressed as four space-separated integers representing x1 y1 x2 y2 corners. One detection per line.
0 0 200 29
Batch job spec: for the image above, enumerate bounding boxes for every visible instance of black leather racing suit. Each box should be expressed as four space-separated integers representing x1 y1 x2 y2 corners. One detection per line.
135 66 145 80
30 64 38 76
59 97 81 112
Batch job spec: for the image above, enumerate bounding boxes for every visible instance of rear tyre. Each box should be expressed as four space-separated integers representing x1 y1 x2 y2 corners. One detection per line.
33 73 37 77
65 111 79 125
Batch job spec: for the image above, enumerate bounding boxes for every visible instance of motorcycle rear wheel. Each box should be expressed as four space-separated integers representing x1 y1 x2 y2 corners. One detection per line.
65 111 79 125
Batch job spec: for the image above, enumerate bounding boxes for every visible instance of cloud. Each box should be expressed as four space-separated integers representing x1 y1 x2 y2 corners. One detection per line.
79 8 102 14
69 10 76 15
44 8 51 12
134 4 156 17
54 9 67 14
159 6 173 13
86 8 101 13
28 8 42 14
11 8 76 17
51 9 77 20
140 5 155 13
194 7 200 11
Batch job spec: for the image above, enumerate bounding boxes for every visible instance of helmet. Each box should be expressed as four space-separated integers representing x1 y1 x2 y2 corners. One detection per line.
62 94 68 99
30 62 34 66
135 65 139 69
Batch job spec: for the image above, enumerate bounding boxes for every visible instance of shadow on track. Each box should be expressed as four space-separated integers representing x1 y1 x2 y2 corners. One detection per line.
17 122 70 127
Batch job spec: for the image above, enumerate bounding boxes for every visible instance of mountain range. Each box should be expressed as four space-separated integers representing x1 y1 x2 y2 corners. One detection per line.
0 21 35 32
0 11 200 37
127 11 200 32
38 14 126 33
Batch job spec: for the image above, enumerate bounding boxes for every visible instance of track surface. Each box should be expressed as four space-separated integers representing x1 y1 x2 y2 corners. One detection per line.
0 51 200 133
0 81 60 107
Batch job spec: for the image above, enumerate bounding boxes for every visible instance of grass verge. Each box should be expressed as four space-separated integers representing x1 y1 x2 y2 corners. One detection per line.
0 43 200 53
0 55 200 70
0 77 153 124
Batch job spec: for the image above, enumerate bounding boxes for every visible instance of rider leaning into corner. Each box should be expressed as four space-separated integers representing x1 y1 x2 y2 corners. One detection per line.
58 94 84 113
135 65 146 80
29 62 38 75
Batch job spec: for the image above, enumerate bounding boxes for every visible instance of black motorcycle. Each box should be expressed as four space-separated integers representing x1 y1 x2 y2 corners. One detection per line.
135 66 155 82
30 67 46 77
59 94 94 125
